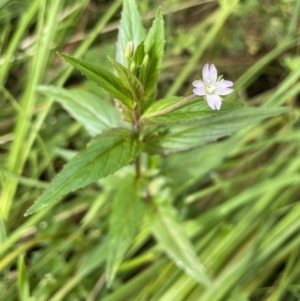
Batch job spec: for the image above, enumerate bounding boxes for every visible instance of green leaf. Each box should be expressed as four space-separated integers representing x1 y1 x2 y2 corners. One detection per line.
142 7 165 96
140 85 158 114
38 86 121 136
116 0 145 66
108 56 144 102
146 107 287 153
142 96 184 117
106 175 145 287
25 129 143 215
151 204 212 288
163 138 241 195
58 52 134 109
79 240 108 276
141 97 244 125
132 41 146 66
17 254 30 301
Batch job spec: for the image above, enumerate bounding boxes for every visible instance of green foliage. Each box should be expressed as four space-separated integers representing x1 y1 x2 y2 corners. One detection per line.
1 0 299 300
151 203 211 288
25 129 143 215
132 41 146 67
142 97 244 125
106 175 145 287
115 0 145 66
146 107 287 153
108 56 144 102
141 7 165 97
17 254 30 301
58 52 135 109
38 86 121 136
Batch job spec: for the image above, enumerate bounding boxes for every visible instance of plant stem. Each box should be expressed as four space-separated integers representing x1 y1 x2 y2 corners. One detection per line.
133 107 140 133
133 106 141 179
135 156 141 179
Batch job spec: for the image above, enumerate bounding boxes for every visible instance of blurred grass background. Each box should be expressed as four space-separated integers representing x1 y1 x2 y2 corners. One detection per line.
1 0 300 300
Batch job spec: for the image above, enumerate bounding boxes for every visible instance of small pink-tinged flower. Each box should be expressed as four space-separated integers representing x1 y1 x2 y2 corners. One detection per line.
192 64 234 110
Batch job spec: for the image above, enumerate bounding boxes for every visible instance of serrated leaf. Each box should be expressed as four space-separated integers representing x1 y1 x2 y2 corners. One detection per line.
151 204 212 288
141 97 244 125
108 56 144 102
38 86 121 136
58 52 134 109
116 0 145 66
141 7 164 96
106 175 145 287
25 129 143 215
146 107 287 153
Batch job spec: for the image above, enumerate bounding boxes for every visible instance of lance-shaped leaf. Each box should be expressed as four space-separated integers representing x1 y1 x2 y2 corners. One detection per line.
58 52 134 109
38 85 121 136
106 175 145 287
151 204 212 288
162 138 242 196
132 41 146 66
140 7 164 96
116 0 145 66
108 56 144 102
146 107 288 153
141 96 244 125
25 129 143 215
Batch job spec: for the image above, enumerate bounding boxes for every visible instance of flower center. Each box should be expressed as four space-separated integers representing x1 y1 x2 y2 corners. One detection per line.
205 84 215 94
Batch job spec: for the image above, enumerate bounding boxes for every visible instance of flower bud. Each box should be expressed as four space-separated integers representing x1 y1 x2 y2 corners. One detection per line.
130 61 136 73
125 41 133 58
141 54 149 68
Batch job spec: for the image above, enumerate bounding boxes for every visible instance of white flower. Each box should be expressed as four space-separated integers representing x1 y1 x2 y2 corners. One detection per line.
192 64 234 110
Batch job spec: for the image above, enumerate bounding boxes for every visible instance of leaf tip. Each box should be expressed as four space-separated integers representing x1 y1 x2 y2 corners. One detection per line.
57 52 70 62
24 200 49 216
156 6 163 17
24 207 34 217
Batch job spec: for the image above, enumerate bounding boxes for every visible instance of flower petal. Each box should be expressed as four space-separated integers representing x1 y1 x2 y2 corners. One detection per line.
202 64 210 82
192 80 205 88
214 86 234 95
206 94 222 110
215 80 233 88
208 64 217 83
193 87 205 96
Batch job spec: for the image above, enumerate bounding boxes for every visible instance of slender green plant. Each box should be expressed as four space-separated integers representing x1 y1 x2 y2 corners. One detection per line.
23 0 287 289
